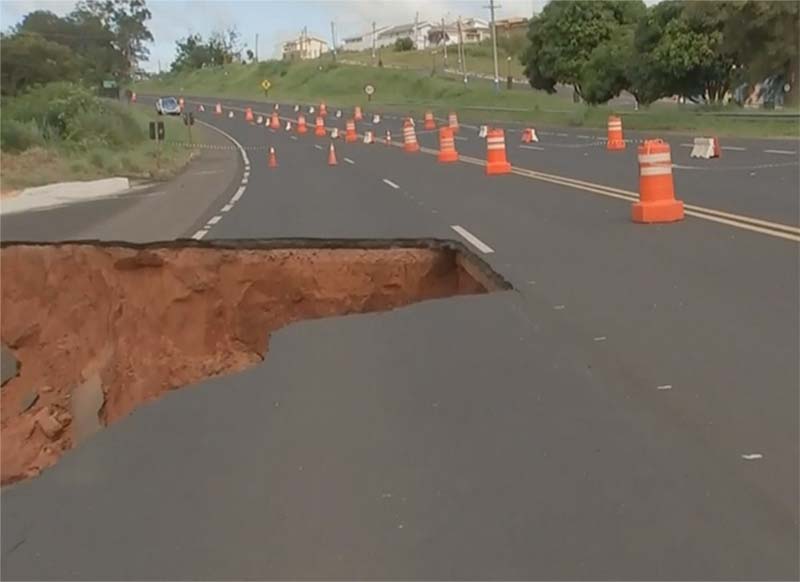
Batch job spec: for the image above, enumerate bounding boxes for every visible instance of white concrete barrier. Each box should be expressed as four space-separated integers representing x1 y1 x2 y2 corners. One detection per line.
690 137 720 159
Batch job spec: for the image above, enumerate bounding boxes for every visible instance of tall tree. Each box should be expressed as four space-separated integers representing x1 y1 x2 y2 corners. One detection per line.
521 0 645 97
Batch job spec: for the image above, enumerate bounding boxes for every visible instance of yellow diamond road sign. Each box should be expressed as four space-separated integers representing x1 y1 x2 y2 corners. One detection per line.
261 79 271 91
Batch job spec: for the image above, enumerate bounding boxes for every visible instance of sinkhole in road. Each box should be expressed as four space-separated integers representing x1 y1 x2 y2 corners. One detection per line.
0 239 510 485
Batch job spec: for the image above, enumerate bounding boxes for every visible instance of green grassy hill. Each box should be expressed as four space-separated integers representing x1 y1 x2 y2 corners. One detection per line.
135 60 799 137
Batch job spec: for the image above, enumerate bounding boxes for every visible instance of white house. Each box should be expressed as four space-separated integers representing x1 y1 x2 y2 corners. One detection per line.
341 26 390 52
282 34 329 60
376 22 432 49
460 18 491 44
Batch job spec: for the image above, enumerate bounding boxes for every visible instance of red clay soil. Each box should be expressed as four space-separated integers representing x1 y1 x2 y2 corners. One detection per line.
0 242 496 485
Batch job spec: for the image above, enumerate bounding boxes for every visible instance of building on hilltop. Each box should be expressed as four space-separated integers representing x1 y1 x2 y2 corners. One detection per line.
282 33 329 60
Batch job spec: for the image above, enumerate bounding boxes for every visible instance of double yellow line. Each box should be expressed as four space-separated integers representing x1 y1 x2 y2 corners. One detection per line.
194 98 800 243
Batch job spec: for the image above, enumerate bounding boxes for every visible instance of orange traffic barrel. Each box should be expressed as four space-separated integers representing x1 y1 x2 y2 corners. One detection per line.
424 111 436 130
438 127 458 163
403 119 420 152
314 116 326 137
485 128 511 175
631 139 684 223
345 119 357 143
607 116 625 150
297 113 308 134
448 112 459 134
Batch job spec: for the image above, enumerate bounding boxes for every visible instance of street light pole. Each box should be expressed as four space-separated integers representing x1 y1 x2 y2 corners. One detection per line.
488 0 501 93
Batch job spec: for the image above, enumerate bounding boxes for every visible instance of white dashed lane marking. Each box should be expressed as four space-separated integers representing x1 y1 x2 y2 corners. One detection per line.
344 157 355 164
382 178 400 189
450 225 494 254
221 204 234 212
520 144 545 151
207 215 222 225
192 229 208 240
764 149 796 155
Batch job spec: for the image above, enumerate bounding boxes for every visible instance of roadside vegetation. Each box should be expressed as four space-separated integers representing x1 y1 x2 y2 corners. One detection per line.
1 83 192 193
0 0 193 194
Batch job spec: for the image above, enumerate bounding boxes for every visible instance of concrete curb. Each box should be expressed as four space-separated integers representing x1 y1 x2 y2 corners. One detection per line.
1 177 131 216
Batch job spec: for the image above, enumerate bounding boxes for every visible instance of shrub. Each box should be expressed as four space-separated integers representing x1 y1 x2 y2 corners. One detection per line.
394 37 414 52
0 119 45 152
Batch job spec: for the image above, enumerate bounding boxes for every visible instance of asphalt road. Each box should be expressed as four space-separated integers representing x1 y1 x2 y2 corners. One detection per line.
1 97 798 580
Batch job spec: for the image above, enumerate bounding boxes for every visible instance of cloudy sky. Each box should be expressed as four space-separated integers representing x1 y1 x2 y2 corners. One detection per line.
0 0 548 71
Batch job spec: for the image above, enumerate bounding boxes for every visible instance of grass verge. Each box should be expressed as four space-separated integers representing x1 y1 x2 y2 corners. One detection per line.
136 60 800 138
1 84 194 195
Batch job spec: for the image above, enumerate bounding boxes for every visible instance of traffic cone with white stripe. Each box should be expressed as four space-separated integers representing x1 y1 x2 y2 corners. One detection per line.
632 139 683 223
320 102 328 117
131 91 137 103
521 128 538 143
354 106 363 121
607 116 625 150
403 119 420 152
297 113 308 134
314 116 326 137
215 102 222 115
424 111 436 130
268 146 278 168
485 128 511 175
345 119 357 143
385 130 392 145
438 126 458 163
328 143 338 166
245 108 254 123
448 112 459 134
270 112 280 129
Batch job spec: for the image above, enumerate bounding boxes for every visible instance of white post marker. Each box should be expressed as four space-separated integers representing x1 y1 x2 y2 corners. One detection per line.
285 121 292 131
228 111 234 119
309 105 315 114
363 131 374 144
336 109 342 118
331 127 339 139
372 114 381 124
256 115 263 125
478 125 488 138
294 104 299 112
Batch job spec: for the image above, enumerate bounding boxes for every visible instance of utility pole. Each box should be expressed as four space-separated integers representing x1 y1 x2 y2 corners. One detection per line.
372 21 376 62
488 0 500 93
441 17 448 68
458 16 466 84
414 11 419 48
255 33 259 61
331 21 337 61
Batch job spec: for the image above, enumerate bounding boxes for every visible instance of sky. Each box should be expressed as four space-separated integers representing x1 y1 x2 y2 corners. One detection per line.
0 0 549 72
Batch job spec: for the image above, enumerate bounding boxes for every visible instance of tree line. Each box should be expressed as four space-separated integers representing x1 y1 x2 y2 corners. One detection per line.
521 0 799 106
0 0 152 96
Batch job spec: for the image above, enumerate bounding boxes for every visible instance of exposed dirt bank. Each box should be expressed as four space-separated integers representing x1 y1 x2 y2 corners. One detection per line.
1 239 508 485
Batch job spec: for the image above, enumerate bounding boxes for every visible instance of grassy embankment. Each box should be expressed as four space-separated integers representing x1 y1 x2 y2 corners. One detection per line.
136 60 799 138
1 83 194 194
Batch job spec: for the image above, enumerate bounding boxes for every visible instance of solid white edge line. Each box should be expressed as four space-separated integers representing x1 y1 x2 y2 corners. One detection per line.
207 215 222 225
520 145 545 151
192 229 208 240
382 178 400 189
450 225 495 254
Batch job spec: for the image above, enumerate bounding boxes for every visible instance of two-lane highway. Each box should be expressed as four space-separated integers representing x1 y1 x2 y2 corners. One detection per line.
2 96 797 580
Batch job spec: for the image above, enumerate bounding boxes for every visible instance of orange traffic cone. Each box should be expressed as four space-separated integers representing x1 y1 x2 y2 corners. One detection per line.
607 116 625 150
328 143 338 166
270 112 280 129
424 111 436 130
268 146 278 168
448 112 459 134
385 130 392 146
131 91 137 103
179 97 185 112
403 119 420 153
215 102 223 115
521 128 538 143
438 126 458 163
354 106 363 121
314 116 326 137
345 119 357 143
320 102 328 117
297 113 307 134
485 128 511 175
632 139 684 223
